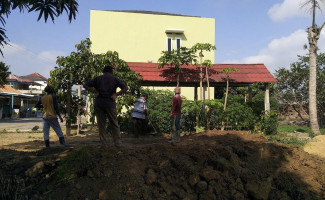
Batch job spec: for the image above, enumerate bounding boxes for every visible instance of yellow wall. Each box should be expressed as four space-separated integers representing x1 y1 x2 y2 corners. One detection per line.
143 86 214 101
90 10 215 100
90 10 215 62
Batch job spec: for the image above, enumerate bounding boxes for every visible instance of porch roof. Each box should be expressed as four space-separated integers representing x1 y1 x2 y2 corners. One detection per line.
128 62 277 87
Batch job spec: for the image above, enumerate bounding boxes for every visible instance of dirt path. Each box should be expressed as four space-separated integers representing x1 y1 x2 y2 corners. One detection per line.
304 135 325 158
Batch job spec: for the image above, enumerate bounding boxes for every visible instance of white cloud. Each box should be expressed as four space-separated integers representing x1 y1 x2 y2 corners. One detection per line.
223 29 325 73
268 0 310 21
2 43 66 78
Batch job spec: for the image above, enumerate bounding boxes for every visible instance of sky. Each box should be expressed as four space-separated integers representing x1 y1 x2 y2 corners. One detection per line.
2 0 325 78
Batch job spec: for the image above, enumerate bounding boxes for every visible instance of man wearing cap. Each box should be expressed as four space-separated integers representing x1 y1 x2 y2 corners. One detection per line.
169 87 182 143
132 93 148 137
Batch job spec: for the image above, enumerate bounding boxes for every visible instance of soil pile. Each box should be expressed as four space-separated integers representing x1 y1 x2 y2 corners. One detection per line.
1 130 325 200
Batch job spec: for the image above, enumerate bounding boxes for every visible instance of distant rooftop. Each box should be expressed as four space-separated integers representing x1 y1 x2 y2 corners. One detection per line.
93 10 200 18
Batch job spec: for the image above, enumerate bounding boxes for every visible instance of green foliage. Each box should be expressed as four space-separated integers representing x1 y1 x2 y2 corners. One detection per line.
222 102 257 131
143 89 175 133
0 62 10 86
49 38 141 126
261 110 278 135
191 43 216 57
275 53 325 127
55 147 93 181
248 92 278 116
0 0 79 55
219 67 238 75
127 89 278 134
158 47 197 86
266 134 308 146
278 125 325 137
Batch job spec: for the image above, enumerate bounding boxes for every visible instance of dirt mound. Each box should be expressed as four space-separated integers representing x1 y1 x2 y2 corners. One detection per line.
1 130 325 200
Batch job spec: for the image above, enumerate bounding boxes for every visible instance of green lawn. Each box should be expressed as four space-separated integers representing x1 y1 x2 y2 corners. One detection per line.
265 125 325 147
277 125 325 137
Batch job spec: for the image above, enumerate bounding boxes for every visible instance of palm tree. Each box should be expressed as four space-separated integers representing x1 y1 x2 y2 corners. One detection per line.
158 47 197 87
0 0 79 55
191 43 216 100
302 0 324 135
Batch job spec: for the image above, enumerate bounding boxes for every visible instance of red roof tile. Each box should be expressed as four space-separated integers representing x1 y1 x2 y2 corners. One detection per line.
25 72 48 81
6 74 34 83
128 62 277 85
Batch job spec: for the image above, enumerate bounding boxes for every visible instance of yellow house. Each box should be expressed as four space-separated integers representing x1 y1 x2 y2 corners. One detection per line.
90 10 215 100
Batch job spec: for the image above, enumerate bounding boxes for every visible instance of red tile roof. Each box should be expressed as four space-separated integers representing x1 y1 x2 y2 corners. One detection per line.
25 72 48 81
128 62 277 85
6 74 34 83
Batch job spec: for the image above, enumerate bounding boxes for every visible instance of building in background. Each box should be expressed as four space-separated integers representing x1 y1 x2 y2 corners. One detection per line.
1 72 48 118
90 10 215 100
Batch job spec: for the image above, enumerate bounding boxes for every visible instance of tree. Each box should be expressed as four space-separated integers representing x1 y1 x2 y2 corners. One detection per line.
219 67 238 130
49 38 141 135
0 62 10 86
158 47 197 87
191 43 216 100
302 0 324 134
0 0 79 55
275 53 325 127
202 59 213 100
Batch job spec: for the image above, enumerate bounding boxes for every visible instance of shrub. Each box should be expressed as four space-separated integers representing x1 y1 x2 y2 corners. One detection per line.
261 110 278 135
221 102 257 131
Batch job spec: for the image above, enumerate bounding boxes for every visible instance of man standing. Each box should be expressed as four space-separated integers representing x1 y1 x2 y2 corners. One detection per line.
169 87 182 143
35 85 67 148
132 93 148 137
83 64 128 148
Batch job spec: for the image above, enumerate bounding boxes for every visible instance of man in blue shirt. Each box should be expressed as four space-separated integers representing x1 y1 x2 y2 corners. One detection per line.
83 64 128 148
132 94 148 137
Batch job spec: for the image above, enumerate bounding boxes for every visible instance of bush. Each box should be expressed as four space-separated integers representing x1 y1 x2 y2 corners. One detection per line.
221 102 257 131
118 89 279 135
261 110 278 135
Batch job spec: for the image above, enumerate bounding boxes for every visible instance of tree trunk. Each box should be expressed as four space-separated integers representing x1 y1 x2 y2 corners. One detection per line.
264 83 270 112
66 87 72 136
77 85 82 134
205 66 210 100
221 78 229 131
199 56 203 100
308 26 321 135
177 73 180 87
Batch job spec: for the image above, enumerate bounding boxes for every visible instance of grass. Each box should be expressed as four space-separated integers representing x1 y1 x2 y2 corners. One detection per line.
278 125 325 137
266 134 308 147
265 125 325 147
55 147 94 181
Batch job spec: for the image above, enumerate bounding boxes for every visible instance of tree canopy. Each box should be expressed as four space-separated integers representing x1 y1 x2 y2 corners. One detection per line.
275 53 325 126
0 0 79 55
158 47 197 87
49 38 141 135
0 62 10 86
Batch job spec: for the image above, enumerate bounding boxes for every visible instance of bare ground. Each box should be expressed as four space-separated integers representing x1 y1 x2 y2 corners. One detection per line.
0 130 325 200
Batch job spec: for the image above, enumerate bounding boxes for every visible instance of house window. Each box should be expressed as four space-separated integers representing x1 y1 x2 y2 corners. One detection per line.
167 37 172 51
176 38 181 50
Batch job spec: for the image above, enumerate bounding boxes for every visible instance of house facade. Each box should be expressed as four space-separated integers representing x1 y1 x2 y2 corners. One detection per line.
1 73 48 118
90 10 215 100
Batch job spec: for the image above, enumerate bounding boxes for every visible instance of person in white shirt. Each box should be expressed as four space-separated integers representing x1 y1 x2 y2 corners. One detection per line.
132 94 148 137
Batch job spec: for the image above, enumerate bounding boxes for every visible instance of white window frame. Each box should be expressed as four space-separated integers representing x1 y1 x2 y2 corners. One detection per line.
166 37 173 51
175 37 182 50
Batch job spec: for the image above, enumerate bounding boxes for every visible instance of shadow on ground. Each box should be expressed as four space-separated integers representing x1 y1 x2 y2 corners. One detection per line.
0 130 324 200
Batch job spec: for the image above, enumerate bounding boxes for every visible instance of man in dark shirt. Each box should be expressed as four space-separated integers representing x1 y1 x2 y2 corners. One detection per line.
169 87 182 143
83 64 128 148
